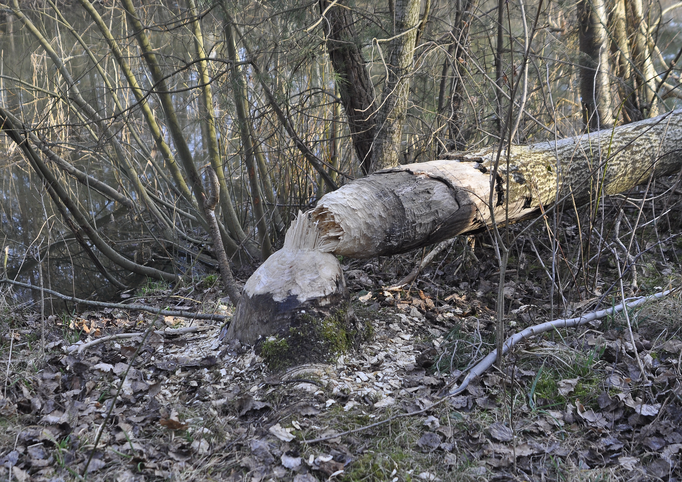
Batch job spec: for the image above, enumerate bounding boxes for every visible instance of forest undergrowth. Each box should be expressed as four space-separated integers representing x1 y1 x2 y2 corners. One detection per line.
1 201 682 482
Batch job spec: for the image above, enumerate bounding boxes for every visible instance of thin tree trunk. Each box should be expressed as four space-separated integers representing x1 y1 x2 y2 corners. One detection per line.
223 18 273 259
251 128 285 236
79 0 199 215
189 0 261 260
609 0 641 123
121 0 256 259
320 0 377 174
371 0 421 172
202 167 242 307
628 0 659 118
440 0 475 151
495 0 505 134
578 0 614 130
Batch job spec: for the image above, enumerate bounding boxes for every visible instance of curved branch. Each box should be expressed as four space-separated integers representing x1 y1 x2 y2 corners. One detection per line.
2 278 227 321
444 288 676 396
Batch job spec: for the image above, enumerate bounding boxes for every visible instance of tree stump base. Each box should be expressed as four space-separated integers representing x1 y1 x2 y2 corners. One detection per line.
223 213 372 368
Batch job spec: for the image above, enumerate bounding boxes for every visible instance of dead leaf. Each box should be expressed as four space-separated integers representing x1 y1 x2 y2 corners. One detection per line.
169 448 191 462
661 339 682 353
358 292 373 302
269 423 295 442
191 439 210 455
281 454 302 469
416 432 441 452
576 402 609 429
373 396 395 408
661 443 682 464
488 422 513 442
316 458 345 476
644 436 667 451
423 415 440 430
558 378 579 396
646 458 671 478
10 466 29 482
159 418 188 430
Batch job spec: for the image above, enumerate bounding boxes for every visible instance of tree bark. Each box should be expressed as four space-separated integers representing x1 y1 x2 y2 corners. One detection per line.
320 0 377 174
313 109 682 258
371 0 422 172
609 0 641 123
578 0 614 130
628 0 659 118
226 109 682 353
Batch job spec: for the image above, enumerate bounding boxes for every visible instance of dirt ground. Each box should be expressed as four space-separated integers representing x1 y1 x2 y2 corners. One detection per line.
1 236 682 482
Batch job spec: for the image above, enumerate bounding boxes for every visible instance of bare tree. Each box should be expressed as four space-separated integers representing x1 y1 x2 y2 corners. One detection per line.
578 0 614 129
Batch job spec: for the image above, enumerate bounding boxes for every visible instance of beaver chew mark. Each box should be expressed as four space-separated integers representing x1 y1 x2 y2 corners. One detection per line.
312 208 343 253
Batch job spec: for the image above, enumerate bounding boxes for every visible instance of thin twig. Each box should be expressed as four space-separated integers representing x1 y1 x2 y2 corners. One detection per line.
0 279 228 321
4 330 13 399
389 238 456 289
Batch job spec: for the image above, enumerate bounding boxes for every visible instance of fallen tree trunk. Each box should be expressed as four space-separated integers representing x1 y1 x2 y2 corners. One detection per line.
225 109 682 360
314 109 682 257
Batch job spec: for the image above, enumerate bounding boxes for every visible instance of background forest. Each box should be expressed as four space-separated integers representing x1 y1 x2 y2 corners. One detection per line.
1 0 681 301
2 1 682 481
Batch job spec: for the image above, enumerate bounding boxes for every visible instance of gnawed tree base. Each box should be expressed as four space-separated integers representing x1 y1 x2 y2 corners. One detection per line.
223 214 371 368
225 109 682 363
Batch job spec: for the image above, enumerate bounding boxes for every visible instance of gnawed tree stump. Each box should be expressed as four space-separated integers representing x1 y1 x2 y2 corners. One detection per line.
225 109 682 365
223 213 371 368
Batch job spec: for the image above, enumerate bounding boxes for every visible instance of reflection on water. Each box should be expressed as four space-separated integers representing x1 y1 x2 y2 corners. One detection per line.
0 5 220 307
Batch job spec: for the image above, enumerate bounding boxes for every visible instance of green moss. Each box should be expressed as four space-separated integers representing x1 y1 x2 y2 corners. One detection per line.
257 302 373 371
320 309 353 353
260 336 290 370
341 452 400 481
138 278 171 295
199 274 218 289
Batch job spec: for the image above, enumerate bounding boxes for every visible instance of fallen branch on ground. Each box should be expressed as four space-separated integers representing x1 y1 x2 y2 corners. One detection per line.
443 288 676 396
74 326 213 354
388 238 456 289
303 288 677 444
1 279 228 321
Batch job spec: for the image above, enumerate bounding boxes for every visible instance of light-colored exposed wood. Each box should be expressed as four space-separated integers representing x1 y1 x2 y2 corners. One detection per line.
227 109 682 348
310 109 682 257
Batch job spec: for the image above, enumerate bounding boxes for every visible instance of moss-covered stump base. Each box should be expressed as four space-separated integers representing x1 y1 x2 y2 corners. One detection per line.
222 238 376 367
257 302 372 370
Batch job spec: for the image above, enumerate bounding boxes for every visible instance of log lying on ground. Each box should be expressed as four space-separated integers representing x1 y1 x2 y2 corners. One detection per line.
225 109 682 362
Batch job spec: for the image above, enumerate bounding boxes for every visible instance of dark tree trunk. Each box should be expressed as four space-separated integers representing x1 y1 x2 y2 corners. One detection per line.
320 0 377 174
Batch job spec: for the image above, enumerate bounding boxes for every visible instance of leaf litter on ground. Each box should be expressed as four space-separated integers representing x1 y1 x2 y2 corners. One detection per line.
1 253 681 481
